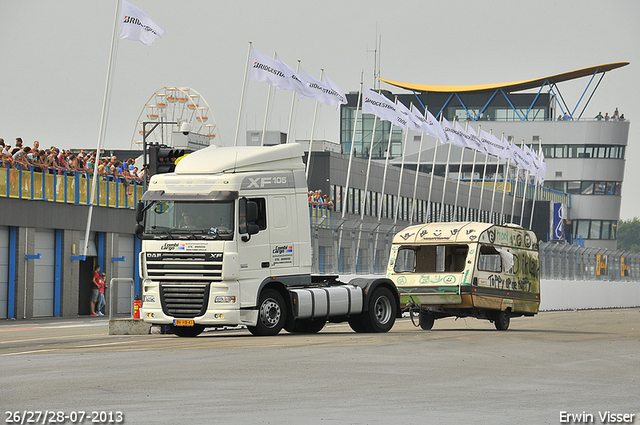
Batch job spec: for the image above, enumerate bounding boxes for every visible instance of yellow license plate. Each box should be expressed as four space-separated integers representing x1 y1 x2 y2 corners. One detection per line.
173 319 194 327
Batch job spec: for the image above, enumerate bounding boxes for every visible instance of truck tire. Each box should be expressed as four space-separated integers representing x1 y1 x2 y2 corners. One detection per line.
248 289 287 336
285 318 326 334
419 312 435 330
494 310 510 330
171 324 205 337
359 287 397 333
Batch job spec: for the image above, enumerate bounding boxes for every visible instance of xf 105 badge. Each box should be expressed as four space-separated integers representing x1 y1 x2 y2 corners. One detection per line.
242 173 294 190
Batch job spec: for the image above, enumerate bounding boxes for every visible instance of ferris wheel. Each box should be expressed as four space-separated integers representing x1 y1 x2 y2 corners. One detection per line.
130 87 219 149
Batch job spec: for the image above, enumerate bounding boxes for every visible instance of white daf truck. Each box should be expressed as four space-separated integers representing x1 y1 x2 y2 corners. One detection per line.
135 143 400 337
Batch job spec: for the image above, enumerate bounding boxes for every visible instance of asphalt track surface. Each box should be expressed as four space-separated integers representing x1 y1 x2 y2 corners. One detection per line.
1 309 639 425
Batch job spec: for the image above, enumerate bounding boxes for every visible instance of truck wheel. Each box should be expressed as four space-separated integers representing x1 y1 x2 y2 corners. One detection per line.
361 287 397 333
419 312 435 330
171 324 205 337
248 289 287 336
494 310 510 330
285 319 326 334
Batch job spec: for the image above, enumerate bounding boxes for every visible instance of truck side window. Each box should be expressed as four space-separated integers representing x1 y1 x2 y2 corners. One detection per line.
478 245 502 272
239 197 267 235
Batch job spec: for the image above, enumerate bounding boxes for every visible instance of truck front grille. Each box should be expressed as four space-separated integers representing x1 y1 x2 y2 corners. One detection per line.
146 252 223 281
160 283 210 318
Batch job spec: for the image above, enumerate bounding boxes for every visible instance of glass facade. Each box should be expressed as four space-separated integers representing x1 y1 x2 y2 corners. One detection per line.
542 144 626 159
572 220 617 240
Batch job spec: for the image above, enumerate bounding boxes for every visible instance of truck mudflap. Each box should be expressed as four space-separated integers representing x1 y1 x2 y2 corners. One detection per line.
347 277 402 318
290 285 363 320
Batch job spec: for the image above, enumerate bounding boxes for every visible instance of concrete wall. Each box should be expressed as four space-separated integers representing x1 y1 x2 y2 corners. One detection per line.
539 279 640 311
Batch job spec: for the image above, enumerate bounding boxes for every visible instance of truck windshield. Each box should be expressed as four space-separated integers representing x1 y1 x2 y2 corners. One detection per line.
394 244 469 273
143 200 234 240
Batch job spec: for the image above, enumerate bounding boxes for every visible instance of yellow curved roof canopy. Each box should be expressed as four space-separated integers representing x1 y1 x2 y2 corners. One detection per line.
380 62 629 93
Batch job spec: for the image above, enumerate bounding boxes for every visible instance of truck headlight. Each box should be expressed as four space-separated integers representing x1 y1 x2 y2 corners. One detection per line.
214 296 236 304
144 295 156 303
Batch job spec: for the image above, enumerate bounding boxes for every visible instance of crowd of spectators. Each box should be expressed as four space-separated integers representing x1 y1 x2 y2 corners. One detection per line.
308 189 333 210
594 108 626 121
0 137 144 195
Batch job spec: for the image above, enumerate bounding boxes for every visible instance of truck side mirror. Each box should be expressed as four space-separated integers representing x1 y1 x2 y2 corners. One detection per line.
135 223 144 236
246 201 258 223
135 201 144 223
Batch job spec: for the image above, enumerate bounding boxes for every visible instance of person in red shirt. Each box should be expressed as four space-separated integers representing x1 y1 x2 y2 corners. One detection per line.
90 265 101 316
96 272 107 316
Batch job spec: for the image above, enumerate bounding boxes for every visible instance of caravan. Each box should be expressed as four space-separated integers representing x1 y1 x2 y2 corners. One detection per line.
387 222 540 330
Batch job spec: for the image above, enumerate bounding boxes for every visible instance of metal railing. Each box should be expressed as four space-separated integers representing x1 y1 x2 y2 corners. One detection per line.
310 210 640 281
0 164 144 209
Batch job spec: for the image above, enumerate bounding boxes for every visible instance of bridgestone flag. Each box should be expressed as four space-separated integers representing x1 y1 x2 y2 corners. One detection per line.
249 49 313 97
119 1 165 46
362 88 405 129
411 104 447 143
299 69 347 109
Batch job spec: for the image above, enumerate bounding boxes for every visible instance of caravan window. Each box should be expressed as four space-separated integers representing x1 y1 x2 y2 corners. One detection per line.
394 245 469 274
477 245 502 272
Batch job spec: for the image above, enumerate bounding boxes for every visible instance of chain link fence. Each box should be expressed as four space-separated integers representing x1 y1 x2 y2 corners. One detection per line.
310 208 640 282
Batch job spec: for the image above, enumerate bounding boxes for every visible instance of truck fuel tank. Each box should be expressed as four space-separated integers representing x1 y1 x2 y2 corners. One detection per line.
290 286 363 320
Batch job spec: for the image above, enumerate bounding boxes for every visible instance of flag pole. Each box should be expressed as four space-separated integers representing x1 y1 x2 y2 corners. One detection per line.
476 125 491 222
409 108 428 224
83 0 122 257
439 117 454 222
285 60 301 143
393 100 410 225
372 108 396 257
355 98 379 261
337 76 363 270
305 69 324 178
511 140 524 224
500 139 513 223
488 131 503 223
234 42 253 147
529 138 542 229
260 52 277 146
465 133 478 221
426 112 439 222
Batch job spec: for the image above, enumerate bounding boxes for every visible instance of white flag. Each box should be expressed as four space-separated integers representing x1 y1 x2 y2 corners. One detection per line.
418 106 448 143
120 1 165 46
395 101 421 132
480 129 512 161
440 118 467 148
299 69 347 108
512 145 529 170
461 123 487 153
249 49 313 97
362 88 405 128
537 150 547 184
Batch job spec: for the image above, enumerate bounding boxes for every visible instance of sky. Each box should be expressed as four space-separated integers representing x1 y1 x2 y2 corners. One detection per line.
1 0 639 218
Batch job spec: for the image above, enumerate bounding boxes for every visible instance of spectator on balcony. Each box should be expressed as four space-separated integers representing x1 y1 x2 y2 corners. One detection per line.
31 151 49 172
595 112 603 121
11 138 23 155
604 113 610 121
12 146 31 169
620 114 626 121
613 108 619 120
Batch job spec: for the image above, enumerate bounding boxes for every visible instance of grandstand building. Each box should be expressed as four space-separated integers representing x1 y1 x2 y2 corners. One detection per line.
336 63 629 250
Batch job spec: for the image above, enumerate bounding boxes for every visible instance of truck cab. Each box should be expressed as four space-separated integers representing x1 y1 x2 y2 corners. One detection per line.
137 143 400 336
